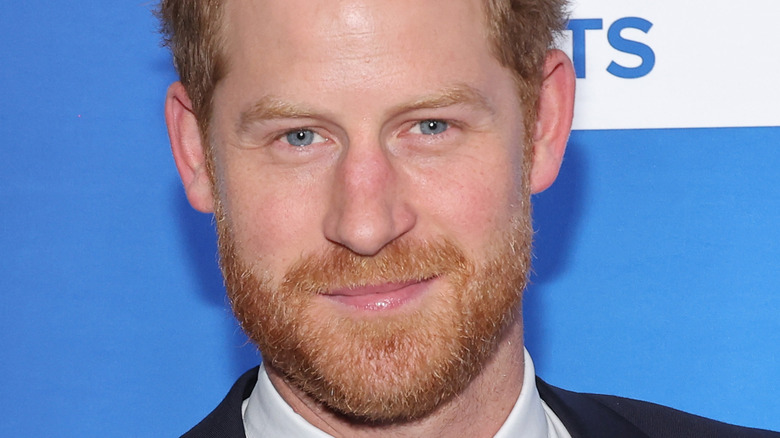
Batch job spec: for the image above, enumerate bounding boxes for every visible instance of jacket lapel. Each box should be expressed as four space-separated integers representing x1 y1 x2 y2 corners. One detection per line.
536 378 650 438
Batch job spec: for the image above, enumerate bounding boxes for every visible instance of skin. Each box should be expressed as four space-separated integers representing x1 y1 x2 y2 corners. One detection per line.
165 0 574 436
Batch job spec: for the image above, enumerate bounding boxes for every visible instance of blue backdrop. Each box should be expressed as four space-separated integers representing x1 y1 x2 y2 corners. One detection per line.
1 2 777 436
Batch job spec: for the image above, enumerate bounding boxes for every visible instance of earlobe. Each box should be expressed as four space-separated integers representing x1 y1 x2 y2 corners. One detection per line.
529 49 576 194
165 82 215 213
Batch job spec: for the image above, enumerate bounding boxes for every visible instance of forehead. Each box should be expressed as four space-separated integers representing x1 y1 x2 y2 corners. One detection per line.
219 0 494 86
222 0 487 44
209 0 523 134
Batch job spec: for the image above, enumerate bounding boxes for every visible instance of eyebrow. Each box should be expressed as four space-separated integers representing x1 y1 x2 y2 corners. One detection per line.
237 83 495 133
237 96 319 134
393 84 495 117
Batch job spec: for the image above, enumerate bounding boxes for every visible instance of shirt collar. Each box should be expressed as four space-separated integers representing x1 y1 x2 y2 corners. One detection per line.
243 349 569 438
242 365 331 438
494 348 571 438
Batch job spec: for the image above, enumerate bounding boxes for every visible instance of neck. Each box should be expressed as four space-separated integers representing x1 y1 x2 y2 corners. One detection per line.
266 320 526 438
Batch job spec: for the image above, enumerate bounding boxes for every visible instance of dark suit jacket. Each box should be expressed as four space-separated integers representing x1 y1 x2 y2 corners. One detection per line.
182 367 779 437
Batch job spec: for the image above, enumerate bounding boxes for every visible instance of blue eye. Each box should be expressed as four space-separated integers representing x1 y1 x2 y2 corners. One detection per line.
285 129 320 147
417 120 448 135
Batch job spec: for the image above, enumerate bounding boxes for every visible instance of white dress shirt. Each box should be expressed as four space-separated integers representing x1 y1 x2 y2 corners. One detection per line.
242 349 571 438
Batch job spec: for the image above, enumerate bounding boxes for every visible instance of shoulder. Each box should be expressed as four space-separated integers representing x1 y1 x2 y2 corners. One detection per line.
536 378 780 438
180 367 259 438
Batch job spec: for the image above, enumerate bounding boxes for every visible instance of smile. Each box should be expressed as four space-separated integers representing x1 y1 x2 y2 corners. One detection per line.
324 277 436 312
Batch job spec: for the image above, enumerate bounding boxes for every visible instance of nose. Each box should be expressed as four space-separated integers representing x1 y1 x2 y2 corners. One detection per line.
323 139 416 256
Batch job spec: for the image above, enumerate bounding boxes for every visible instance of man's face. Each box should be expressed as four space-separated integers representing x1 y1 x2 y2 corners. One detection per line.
208 0 533 421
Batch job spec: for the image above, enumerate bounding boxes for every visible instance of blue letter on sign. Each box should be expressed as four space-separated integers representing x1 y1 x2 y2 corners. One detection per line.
567 18 603 79
607 17 655 78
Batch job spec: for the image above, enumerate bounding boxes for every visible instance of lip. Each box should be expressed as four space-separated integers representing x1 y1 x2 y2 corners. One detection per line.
325 278 434 312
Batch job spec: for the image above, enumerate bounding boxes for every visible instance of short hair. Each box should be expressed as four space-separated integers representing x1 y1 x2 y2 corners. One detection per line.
158 0 568 140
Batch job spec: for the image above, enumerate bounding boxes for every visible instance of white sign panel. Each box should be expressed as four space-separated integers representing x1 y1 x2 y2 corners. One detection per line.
559 0 780 130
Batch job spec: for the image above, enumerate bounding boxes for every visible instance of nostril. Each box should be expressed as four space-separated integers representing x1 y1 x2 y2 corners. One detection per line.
328 205 397 256
323 196 417 257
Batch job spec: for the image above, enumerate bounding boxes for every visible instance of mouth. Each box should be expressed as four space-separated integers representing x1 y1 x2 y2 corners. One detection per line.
324 277 437 312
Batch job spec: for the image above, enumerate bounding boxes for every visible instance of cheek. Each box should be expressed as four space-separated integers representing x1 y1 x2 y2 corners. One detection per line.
413 155 524 253
216 154 328 269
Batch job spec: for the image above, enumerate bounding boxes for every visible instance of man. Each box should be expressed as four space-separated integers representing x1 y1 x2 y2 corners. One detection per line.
159 0 779 436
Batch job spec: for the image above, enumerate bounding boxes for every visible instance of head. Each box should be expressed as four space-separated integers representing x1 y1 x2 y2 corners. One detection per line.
162 0 574 424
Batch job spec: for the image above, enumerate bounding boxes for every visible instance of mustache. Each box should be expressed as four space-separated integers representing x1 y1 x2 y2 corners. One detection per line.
280 238 470 296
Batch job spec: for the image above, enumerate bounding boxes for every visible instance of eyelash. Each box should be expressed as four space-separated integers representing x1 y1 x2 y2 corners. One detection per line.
276 127 328 148
274 118 458 146
410 119 450 135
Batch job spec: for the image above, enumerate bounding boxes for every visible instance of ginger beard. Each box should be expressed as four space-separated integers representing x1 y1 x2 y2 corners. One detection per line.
216 201 533 423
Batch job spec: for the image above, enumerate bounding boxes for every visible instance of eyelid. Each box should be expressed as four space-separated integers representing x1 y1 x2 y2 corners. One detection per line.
407 118 458 135
277 127 328 145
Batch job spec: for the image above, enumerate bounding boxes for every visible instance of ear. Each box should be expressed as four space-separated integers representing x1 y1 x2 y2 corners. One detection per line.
529 49 575 194
165 82 215 213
